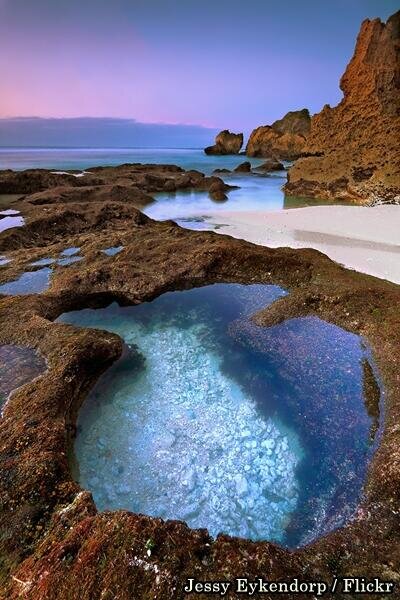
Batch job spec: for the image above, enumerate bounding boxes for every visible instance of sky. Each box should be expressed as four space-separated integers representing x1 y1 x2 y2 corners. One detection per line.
0 0 398 146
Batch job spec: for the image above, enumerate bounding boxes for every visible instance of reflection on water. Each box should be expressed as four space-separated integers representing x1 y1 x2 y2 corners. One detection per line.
0 344 46 404
60 247 80 257
0 215 24 233
0 149 350 234
30 257 56 266
58 284 379 547
0 267 51 295
145 172 287 225
0 195 23 210
57 256 82 266
102 246 124 256
0 256 11 266
0 147 264 173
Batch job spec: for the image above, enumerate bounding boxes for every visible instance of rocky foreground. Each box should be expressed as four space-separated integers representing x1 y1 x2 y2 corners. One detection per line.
0 164 400 599
285 11 400 203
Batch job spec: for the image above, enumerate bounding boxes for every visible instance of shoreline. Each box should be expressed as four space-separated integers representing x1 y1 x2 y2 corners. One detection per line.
207 204 400 284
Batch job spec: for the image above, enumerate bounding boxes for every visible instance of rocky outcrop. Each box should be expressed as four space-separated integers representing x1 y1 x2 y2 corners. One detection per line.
0 169 101 194
24 184 155 209
0 162 400 599
233 161 251 173
254 158 285 172
285 11 400 203
0 164 234 209
204 130 243 155
246 109 311 160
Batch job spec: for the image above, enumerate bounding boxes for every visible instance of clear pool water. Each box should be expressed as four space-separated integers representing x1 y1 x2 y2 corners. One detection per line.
0 214 24 233
60 247 80 257
58 284 379 547
102 246 124 256
0 148 351 233
0 344 46 404
0 267 51 295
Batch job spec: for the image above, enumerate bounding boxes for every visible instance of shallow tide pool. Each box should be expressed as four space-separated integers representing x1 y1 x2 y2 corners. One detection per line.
0 267 51 295
57 284 379 547
0 345 46 404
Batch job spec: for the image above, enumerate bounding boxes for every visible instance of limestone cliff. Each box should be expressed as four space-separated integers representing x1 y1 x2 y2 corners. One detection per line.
285 11 400 203
246 109 311 160
204 130 243 155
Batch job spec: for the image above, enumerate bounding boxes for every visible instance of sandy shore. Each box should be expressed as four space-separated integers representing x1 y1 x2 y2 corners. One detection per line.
208 205 400 284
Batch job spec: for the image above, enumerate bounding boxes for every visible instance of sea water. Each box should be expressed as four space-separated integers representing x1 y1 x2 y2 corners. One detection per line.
57 283 378 547
0 148 350 229
0 267 52 295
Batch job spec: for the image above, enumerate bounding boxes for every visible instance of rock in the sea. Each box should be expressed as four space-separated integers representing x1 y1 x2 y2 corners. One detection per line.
204 130 243 155
233 161 252 173
246 109 311 160
284 11 400 203
254 159 285 172
210 190 228 202
208 179 228 201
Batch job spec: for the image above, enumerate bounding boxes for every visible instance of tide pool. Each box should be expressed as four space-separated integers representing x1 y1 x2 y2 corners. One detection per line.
57 283 379 547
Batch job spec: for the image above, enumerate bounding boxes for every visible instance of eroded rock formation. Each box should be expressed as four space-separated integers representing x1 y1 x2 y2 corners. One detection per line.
285 11 400 203
254 158 285 172
246 109 311 160
233 161 251 173
0 163 399 599
204 129 243 155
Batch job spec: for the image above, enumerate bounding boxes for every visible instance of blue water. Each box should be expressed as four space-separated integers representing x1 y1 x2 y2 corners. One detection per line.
58 284 378 547
0 344 46 403
57 256 83 266
30 258 56 266
102 246 124 256
0 215 24 233
0 147 264 174
0 148 347 229
60 246 80 257
0 267 51 295
145 172 288 226
0 245 87 296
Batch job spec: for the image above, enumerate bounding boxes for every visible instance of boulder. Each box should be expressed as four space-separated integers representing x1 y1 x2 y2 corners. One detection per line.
233 161 252 173
254 159 285 172
209 189 228 202
246 110 311 160
204 130 243 155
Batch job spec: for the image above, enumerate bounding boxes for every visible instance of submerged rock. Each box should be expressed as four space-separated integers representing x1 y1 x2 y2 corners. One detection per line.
204 130 243 155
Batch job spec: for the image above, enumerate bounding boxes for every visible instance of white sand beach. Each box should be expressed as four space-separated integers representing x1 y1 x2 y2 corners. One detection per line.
208 205 400 284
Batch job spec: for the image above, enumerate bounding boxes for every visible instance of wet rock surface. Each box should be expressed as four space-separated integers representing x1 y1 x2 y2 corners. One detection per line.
0 345 46 401
253 159 285 172
285 11 400 203
0 162 399 598
233 161 252 173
